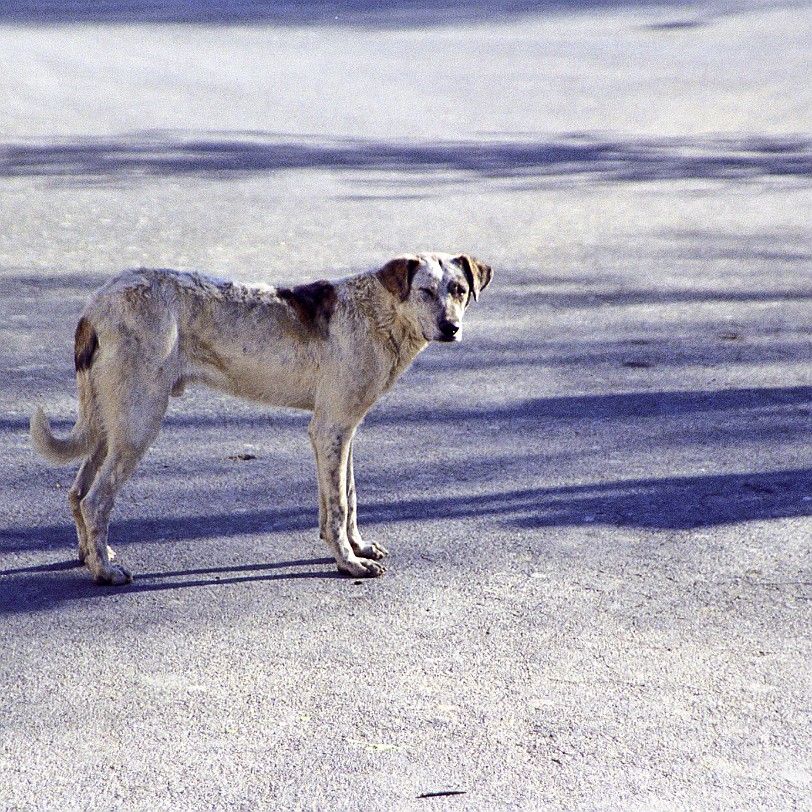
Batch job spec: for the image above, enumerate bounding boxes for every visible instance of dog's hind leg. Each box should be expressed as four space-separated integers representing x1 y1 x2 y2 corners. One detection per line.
69 441 107 565
78 377 170 585
79 430 161 585
80 448 137 585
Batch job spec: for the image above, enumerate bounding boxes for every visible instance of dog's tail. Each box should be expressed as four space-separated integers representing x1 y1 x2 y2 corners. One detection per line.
30 406 93 463
30 316 99 464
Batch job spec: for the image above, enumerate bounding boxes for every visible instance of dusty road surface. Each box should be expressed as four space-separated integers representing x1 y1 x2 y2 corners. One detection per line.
1 2 811 809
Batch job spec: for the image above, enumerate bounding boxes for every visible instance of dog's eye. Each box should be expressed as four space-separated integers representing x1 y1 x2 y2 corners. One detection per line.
419 287 436 299
448 283 466 298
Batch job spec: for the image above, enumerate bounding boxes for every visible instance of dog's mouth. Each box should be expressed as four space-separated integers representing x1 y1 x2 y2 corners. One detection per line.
436 321 461 342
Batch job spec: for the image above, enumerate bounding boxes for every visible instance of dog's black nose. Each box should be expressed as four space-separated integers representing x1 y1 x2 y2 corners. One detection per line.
439 320 459 339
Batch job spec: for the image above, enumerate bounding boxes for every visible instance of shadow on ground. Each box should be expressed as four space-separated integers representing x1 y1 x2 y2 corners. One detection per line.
5 458 810 553
0 0 729 26
0 556 340 614
2 461 810 613
4 385 810 592
1 134 810 185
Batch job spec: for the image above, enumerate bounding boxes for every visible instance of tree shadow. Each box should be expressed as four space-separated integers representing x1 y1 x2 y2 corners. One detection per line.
6 381 809 448
0 271 115 293
411 326 812 372
4 461 809 612
1 133 810 185
503 287 812 311
367 384 812 426
0 0 713 26
5 385 810 535
358 468 812 531
2 502 317 555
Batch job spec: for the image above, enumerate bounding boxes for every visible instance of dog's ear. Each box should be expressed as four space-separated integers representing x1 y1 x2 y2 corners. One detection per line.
456 255 493 302
377 256 421 302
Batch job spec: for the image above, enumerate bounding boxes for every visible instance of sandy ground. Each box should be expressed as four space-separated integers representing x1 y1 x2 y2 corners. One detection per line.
1 2 811 809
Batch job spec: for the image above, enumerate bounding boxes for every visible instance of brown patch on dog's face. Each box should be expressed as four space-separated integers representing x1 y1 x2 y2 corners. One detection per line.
455 255 493 303
278 280 337 336
74 316 99 373
376 256 421 302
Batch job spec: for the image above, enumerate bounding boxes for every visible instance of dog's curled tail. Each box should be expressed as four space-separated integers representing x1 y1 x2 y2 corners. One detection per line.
30 315 99 464
30 406 91 463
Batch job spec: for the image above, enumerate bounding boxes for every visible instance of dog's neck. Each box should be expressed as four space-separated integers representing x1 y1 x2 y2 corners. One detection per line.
350 274 428 384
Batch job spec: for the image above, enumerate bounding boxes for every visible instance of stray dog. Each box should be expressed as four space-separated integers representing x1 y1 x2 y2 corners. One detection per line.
31 253 492 584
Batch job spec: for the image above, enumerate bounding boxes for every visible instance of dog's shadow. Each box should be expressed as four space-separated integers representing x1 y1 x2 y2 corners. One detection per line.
132 556 340 591
0 556 340 614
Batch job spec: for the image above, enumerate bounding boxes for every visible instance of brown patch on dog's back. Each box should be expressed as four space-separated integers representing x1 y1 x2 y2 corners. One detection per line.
74 316 98 373
278 280 336 336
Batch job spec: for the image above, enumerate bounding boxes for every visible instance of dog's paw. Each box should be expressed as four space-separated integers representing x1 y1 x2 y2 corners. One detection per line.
353 541 389 561
93 562 133 586
338 557 386 578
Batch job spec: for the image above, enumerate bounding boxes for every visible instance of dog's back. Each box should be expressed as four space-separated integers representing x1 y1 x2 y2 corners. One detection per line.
83 268 338 408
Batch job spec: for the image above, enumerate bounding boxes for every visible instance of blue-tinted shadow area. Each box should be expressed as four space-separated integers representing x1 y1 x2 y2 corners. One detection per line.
1 134 810 183
2 463 810 613
0 0 712 26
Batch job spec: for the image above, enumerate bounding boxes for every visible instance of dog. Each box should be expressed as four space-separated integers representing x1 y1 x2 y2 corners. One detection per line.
30 253 492 584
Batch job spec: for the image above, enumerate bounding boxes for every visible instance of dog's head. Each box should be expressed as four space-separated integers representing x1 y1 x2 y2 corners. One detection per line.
377 253 492 342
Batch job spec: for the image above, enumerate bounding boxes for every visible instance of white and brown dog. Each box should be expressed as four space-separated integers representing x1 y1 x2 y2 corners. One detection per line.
31 253 492 584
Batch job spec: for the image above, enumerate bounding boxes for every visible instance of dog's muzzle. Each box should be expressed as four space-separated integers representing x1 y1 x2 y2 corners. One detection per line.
438 320 460 341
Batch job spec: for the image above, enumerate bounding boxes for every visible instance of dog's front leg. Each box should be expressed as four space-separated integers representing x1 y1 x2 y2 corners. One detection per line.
309 419 386 578
345 439 388 562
